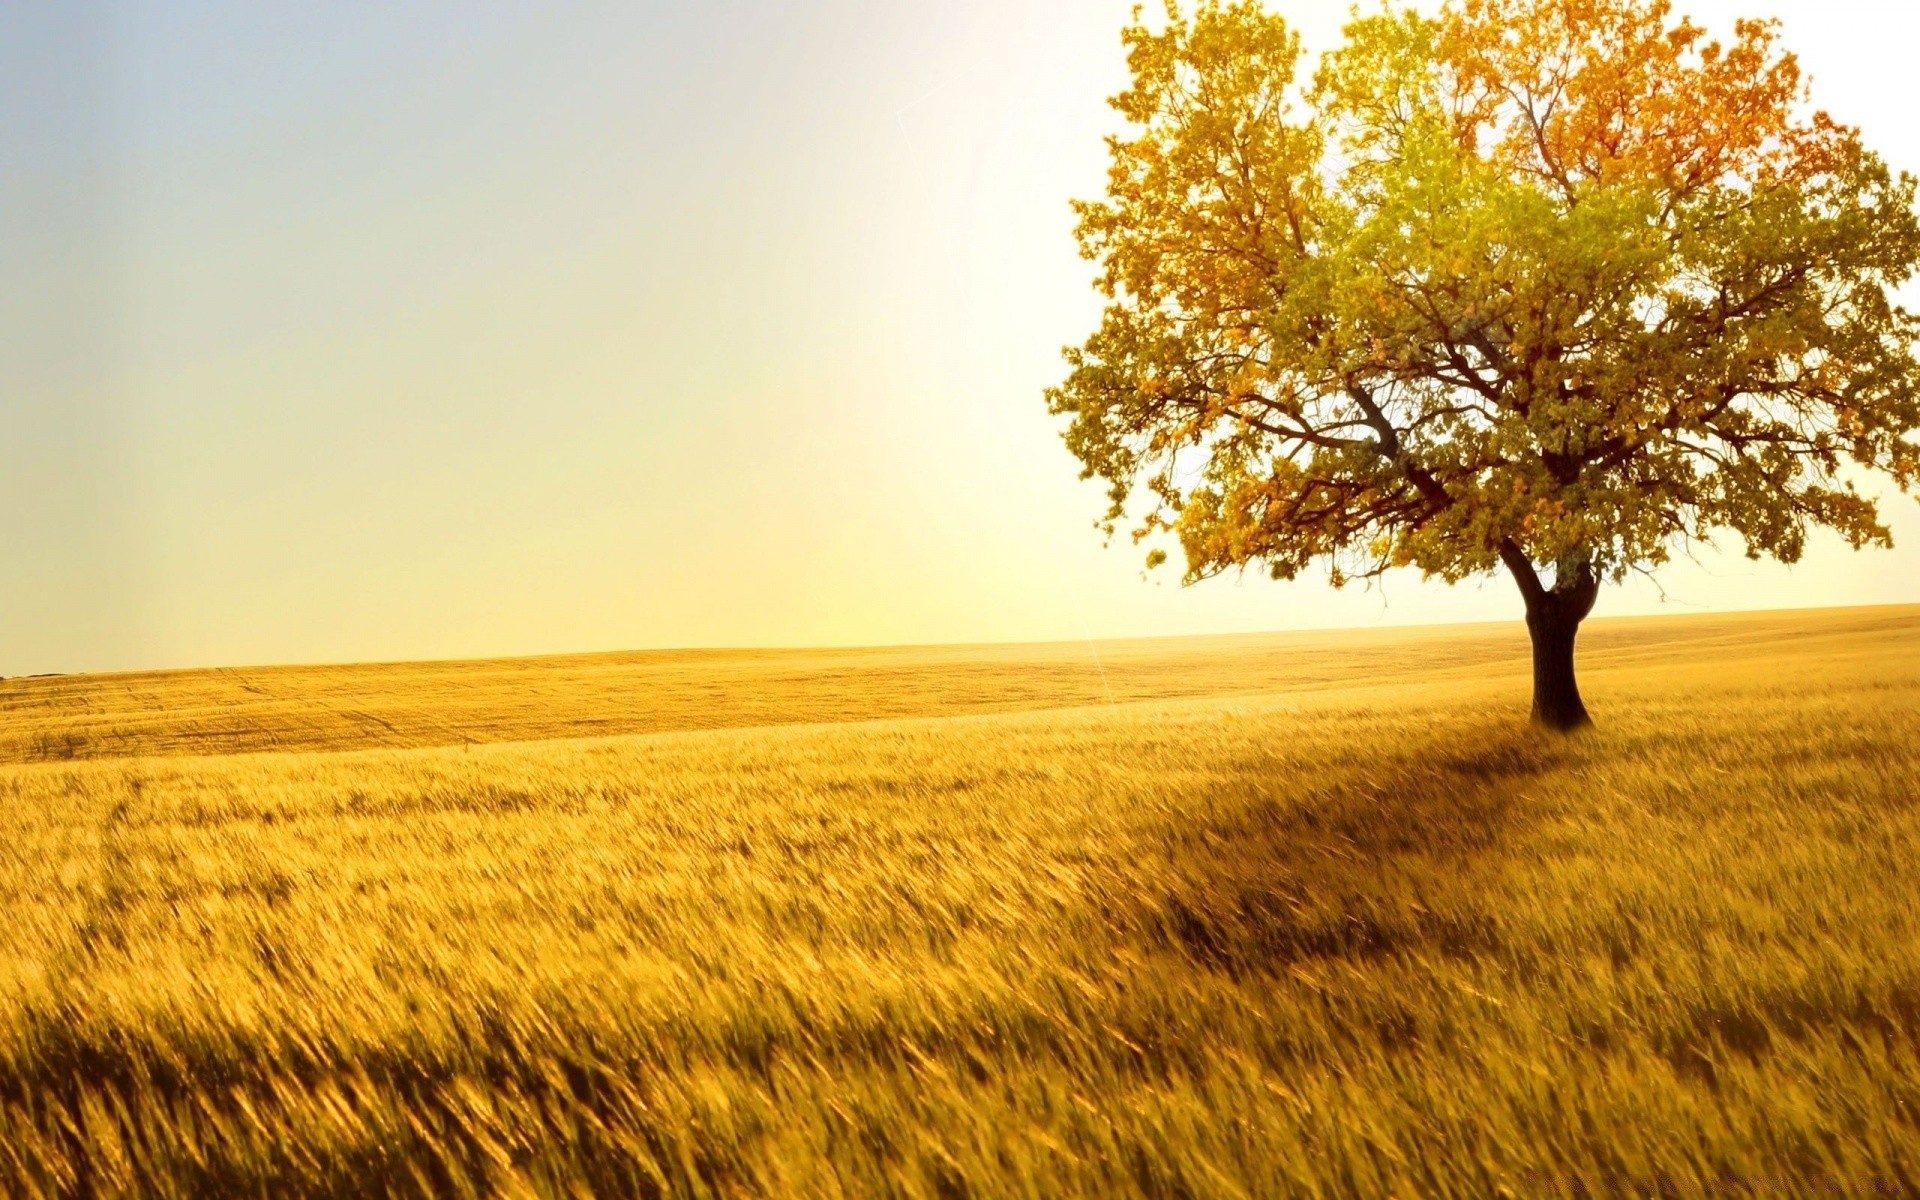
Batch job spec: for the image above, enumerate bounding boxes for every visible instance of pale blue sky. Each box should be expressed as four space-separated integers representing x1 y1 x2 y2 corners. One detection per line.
3 0 1916 674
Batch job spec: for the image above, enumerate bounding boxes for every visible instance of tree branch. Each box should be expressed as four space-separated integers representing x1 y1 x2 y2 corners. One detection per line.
1498 539 1547 607
1344 379 1454 511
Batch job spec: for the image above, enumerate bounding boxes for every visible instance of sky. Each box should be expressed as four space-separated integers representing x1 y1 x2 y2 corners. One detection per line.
2 0 1916 675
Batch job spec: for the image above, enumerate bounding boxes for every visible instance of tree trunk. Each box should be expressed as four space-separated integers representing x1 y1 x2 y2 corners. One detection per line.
1525 594 1591 730
1499 542 1599 731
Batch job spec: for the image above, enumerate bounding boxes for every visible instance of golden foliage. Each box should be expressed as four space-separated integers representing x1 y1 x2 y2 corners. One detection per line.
1050 0 1920 592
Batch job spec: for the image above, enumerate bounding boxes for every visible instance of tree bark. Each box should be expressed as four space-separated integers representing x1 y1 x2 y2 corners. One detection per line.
1499 541 1599 731
1524 593 1591 730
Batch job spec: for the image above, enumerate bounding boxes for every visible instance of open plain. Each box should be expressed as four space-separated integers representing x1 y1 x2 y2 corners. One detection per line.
0 605 1915 1197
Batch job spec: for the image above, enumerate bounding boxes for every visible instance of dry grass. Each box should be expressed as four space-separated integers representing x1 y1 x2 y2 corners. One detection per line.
0 605 1914 1197
2 607 1884 763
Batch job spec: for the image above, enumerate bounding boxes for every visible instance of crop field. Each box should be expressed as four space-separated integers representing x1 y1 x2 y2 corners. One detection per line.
0 605 1915 1197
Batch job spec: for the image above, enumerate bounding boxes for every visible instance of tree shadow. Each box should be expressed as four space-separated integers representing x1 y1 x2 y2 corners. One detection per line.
1118 724 1559 980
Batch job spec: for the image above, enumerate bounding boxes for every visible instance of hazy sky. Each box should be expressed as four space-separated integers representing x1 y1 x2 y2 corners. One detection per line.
4 0 1917 674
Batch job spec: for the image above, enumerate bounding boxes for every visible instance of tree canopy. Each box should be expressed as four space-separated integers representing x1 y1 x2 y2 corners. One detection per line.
1049 0 1920 726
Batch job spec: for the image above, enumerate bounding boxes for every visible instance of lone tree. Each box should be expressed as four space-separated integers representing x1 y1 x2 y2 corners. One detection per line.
1049 0 1920 728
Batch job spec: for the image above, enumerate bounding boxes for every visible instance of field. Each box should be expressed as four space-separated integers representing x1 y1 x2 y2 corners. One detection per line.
0 605 1915 1198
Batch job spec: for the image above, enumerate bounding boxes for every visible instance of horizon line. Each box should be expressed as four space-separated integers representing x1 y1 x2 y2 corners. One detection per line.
6 599 1911 685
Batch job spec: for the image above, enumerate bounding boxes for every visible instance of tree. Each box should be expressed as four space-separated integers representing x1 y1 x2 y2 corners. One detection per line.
1048 0 1920 729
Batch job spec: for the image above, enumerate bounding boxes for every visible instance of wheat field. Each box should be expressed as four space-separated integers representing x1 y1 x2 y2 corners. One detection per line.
0 605 1915 1197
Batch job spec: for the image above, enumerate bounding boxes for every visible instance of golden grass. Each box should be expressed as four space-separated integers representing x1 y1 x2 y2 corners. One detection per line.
5 606 1895 763
0 605 1914 1197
